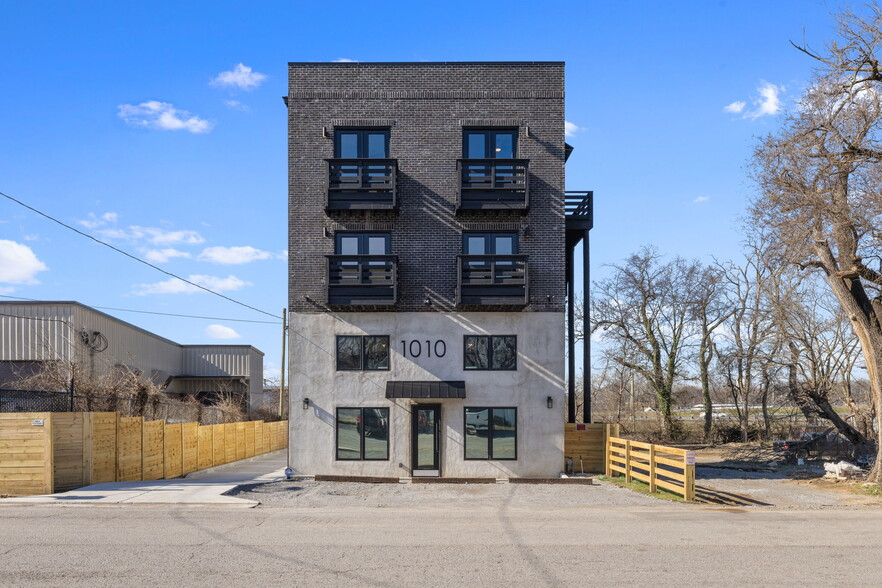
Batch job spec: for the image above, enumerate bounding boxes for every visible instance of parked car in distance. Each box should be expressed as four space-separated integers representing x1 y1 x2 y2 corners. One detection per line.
773 428 853 462
699 411 731 420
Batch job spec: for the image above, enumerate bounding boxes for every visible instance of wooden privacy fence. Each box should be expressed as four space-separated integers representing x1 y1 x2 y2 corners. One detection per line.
0 412 288 497
605 436 696 502
564 423 621 473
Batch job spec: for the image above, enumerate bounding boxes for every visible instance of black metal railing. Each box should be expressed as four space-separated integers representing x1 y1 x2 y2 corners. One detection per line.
326 158 398 210
565 190 593 230
457 159 529 211
456 254 529 306
327 255 398 305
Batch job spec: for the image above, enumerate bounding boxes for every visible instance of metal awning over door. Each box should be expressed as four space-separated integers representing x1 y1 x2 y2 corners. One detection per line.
385 381 466 399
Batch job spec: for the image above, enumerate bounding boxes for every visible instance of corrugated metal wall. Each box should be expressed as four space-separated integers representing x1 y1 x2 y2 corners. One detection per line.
181 346 252 377
0 303 74 361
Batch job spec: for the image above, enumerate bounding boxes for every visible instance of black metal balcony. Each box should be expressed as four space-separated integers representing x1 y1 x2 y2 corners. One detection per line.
327 255 398 306
326 159 397 211
456 255 529 306
456 159 529 212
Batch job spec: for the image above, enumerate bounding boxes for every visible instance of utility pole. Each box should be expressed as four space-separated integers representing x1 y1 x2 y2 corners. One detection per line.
279 308 287 418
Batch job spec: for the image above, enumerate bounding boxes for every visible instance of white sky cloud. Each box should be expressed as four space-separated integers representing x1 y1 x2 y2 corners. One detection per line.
332 58 357 63
205 324 241 340
132 274 251 296
693 196 710 203
118 100 214 134
210 63 267 90
144 248 192 263
96 225 205 246
564 121 582 137
197 246 273 264
78 211 118 229
723 101 745 114
0 240 48 286
224 99 251 112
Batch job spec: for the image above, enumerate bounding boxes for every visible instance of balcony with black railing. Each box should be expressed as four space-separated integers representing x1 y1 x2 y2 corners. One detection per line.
326 255 398 306
326 159 398 211
456 159 529 212
456 254 529 306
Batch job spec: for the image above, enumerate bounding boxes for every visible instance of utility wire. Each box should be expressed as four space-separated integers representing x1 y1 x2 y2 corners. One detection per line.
0 294 278 324
0 190 282 320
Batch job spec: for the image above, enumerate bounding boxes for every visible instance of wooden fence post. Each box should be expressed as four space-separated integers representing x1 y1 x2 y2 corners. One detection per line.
684 452 695 502
604 425 611 477
624 440 632 483
648 444 656 493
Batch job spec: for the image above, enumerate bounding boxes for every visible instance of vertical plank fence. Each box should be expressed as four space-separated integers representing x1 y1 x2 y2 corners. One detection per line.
606 436 696 502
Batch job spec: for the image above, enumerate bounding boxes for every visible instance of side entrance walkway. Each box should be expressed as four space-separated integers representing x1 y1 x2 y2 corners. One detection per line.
0 450 287 508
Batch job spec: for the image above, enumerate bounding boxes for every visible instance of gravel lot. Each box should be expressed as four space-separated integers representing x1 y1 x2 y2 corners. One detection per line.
230 477 677 509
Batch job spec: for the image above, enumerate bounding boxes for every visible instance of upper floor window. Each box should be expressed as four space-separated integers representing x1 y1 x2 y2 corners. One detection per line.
336 335 390 371
464 335 517 370
462 232 518 255
335 129 389 159
463 129 517 159
335 233 391 255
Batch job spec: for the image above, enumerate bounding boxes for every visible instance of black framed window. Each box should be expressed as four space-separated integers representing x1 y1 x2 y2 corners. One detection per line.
335 233 391 255
464 335 517 370
462 232 518 255
335 129 390 158
336 407 390 460
464 407 517 460
463 129 517 159
336 335 390 371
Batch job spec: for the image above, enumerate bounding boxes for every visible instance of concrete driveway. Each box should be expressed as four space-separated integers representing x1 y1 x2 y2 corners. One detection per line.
0 450 287 507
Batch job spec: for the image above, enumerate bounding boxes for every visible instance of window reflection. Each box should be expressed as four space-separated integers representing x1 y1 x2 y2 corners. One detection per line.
337 407 389 461
464 407 516 460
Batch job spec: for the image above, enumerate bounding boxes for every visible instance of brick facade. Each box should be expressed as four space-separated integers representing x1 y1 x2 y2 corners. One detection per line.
287 62 566 314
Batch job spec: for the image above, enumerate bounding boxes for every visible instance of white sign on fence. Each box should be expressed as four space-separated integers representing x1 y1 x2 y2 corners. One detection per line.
685 451 696 466
31 419 44 426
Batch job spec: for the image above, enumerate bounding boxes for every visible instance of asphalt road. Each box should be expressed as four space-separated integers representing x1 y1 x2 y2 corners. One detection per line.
2 503 881 586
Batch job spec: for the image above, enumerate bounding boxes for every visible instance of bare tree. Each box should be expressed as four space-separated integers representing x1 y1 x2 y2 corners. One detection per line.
750 4 882 479
592 247 700 438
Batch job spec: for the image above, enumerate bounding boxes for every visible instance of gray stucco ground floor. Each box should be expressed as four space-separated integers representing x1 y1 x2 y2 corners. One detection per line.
288 311 565 478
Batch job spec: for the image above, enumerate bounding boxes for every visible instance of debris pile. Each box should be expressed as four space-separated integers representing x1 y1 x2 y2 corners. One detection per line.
822 461 864 480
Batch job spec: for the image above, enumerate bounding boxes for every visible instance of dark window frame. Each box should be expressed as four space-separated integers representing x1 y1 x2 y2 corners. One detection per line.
463 407 518 461
335 406 390 461
334 128 391 159
334 232 392 255
463 335 517 371
335 335 391 371
461 232 519 255
462 128 519 159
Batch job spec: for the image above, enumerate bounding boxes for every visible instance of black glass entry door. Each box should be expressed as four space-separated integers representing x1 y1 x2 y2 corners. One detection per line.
412 405 440 476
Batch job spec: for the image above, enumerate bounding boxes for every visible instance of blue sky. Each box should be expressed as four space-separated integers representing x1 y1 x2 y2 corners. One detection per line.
0 0 844 378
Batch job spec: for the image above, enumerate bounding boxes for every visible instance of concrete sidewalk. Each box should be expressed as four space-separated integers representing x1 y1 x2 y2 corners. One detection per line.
0 450 288 508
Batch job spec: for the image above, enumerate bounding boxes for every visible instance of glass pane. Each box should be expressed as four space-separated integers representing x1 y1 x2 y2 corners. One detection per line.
336 408 361 459
491 408 516 459
494 235 515 255
491 336 517 370
337 236 359 255
367 236 389 255
465 132 486 158
415 408 436 469
464 336 489 370
336 336 362 370
465 236 486 255
364 336 389 370
494 132 514 158
366 133 387 158
465 408 489 459
363 408 389 459
338 132 359 158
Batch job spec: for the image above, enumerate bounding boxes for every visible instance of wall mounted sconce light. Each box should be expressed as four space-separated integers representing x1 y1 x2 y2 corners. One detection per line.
303 398 310 410
322 126 328 138
424 298 432 307
524 125 531 138
547 396 554 409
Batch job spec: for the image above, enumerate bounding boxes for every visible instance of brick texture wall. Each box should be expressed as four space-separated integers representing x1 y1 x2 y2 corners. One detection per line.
288 62 566 314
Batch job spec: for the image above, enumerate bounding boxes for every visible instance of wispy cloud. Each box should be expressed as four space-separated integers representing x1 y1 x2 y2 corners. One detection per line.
725 81 785 119
210 63 267 90
144 248 192 263
132 274 251 295
118 101 214 134
693 196 710 204
723 101 746 114
565 121 582 137
332 58 357 63
205 324 241 340
96 226 205 246
78 211 118 229
198 246 273 265
0 240 48 287
224 99 251 112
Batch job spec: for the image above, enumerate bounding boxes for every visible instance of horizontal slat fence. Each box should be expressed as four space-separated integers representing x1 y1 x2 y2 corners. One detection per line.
564 423 620 473
606 436 695 502
0 413 287 497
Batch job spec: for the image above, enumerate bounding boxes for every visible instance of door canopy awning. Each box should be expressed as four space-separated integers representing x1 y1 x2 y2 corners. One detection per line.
385 381 466 399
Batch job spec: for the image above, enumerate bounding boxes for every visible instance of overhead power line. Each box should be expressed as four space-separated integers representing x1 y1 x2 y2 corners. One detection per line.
0 190 282 320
